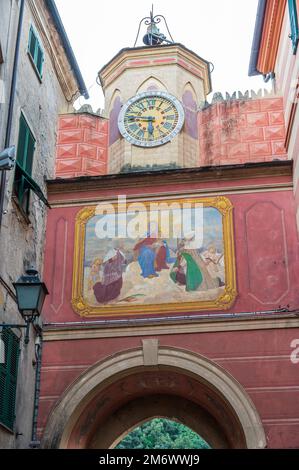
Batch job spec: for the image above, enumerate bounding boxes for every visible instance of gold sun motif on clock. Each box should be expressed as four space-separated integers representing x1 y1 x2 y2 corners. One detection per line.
118 91 185 147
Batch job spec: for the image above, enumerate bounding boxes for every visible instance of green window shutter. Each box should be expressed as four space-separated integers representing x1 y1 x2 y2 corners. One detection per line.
288 0 299 54
16 114 28 168
0 329 20 431
25 127 35 175
28 25 44 79
28 26 37 60
36 44 44 77
14 114 36 212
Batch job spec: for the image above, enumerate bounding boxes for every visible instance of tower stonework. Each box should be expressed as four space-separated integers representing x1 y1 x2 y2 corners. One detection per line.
99 44 211 172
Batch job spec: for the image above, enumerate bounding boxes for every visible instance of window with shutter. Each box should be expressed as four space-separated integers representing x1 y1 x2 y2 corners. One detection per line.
14 114 36 214
0 329 20 431
288 0 299 54
28 25 44 79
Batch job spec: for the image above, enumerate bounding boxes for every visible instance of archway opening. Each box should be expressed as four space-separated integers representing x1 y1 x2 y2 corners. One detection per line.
42 348 266 449
115 417 211 449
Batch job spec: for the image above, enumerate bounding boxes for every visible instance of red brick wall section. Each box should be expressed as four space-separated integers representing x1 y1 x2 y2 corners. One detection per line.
198 97 287 166
56 113 109 178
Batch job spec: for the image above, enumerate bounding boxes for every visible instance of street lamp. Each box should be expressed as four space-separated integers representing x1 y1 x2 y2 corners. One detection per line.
0 268 48 361
13 268 48 344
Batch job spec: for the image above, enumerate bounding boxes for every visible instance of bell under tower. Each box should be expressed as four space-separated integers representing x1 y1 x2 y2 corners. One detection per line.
98 10 212 173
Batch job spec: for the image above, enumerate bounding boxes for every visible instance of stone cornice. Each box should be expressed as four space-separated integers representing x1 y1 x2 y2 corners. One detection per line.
257 0 286 74
43 315 299 341
46 161 292 198
98 43 212 96
28 0 81 102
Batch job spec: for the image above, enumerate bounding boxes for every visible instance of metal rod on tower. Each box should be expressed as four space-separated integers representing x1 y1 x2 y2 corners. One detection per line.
133 5 174 47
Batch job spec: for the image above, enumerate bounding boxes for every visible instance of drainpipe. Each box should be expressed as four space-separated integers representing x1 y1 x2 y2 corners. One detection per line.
30 331 43 448
0 0 25 230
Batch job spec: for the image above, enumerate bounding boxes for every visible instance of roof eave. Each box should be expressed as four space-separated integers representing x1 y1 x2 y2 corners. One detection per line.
45 0 89 99
248 0 267 77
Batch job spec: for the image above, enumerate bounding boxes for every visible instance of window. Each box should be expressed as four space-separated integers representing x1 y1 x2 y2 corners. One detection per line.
288 0 299 54
28 25 44 79
0 328 20 431
14 113 36 214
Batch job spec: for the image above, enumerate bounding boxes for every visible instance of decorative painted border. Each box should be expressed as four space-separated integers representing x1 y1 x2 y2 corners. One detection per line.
72 196 237 317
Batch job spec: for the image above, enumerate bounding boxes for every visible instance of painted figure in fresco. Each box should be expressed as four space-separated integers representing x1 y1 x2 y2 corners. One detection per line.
170 252 203 291
163 240 177 264
93 248 126 303
170 232 219 292
133 236 158 278
87 258 102 290
170 253 187 286
202 244 225 286
154 239 169 272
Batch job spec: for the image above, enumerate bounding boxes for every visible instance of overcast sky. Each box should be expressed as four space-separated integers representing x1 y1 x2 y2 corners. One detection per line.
55 0 268 110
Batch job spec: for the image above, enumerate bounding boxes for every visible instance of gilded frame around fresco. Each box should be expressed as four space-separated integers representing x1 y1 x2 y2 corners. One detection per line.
72 196 237 317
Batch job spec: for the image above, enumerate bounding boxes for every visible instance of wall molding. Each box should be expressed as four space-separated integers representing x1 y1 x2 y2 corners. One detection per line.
43 316 299 341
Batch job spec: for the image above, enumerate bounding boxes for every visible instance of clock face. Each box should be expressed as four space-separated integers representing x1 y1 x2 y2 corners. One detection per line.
118 91 185 147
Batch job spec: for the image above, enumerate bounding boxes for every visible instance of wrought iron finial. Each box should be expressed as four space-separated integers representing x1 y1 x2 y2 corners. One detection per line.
134 5 174 47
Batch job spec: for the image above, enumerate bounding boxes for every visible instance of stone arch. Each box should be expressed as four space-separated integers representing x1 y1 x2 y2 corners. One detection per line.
136 76 167 94
41 347 266 449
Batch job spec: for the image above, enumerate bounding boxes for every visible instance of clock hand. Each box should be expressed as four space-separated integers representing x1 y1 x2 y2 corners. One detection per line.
127 116 156 121
148 119 154 135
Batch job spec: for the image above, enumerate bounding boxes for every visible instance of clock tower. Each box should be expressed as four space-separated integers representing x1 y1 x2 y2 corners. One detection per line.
98 11 212 173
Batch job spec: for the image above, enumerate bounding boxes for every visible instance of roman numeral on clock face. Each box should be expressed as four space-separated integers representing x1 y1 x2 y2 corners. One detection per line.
128 123 139 131
134 102 147 111
137 129 144 138
147 98 156 107
157 126 167 137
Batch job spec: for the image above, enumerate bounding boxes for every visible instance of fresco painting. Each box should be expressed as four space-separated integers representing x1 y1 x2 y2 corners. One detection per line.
81 203 227 309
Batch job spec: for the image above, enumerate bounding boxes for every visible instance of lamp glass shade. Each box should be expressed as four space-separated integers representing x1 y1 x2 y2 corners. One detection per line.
14 282 48 317
37 283 48 315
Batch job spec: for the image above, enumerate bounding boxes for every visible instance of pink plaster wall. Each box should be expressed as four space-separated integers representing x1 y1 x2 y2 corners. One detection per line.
42 179 299 324
38 327 299 448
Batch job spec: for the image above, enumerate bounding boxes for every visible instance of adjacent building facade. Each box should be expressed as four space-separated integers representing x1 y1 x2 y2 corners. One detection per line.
0 0 87 448
249 0 299 232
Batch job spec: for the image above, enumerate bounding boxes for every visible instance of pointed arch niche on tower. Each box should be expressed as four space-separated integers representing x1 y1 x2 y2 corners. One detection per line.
108 89 123 146
182 82 198 139
136 76 167 94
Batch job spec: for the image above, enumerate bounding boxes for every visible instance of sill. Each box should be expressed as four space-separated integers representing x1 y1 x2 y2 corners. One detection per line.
27 51 43 83
12 195 31 226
